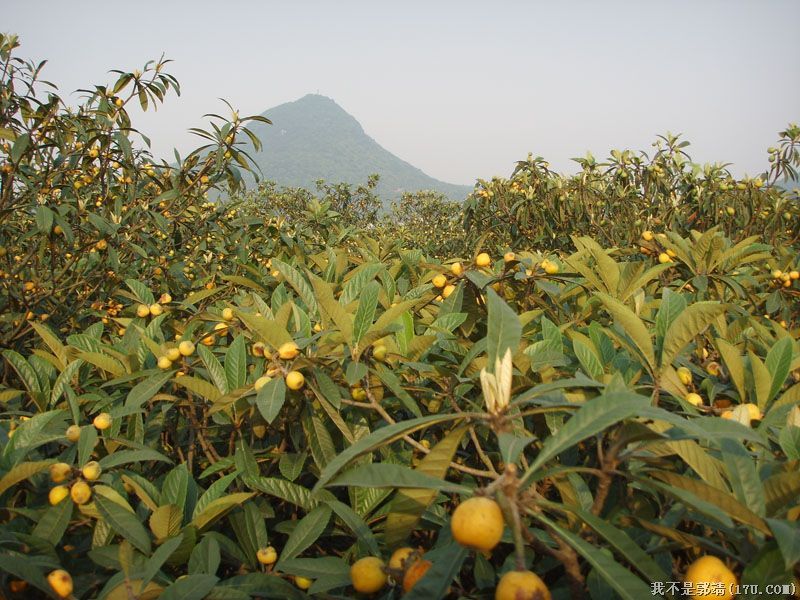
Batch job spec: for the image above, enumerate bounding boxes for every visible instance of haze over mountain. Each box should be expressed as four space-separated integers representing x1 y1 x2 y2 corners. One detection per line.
241 94 473 200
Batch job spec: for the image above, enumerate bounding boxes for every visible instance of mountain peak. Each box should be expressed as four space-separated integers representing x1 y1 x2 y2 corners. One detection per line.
246 95 471 201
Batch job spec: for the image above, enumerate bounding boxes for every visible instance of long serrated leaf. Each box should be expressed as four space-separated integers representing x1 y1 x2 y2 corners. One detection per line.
32 496 73 544
158 574 219 600
125 371 173 410
595 293 655 371
96 494 152 554
352 280 379 348
307 272 353 341
313 413 471 491
323 498 380 555
277 505 331 564
522 389 650 484
328 463 467 492
225 335 247 391
541 500 668 583
648 471 767 533
193 471 240 519
0 460 53 495
486 287 522 368
141 534 184 587
244 476 321 510
660 301 726 369
272 258 319 316
256 377 286 424
198 345 229 394
538 515 653 600
385 427 467 548
716 338 747 402
190 492 254 531
173 374 222 402
720 439 766 517
749 351 772 411
765 337 793 405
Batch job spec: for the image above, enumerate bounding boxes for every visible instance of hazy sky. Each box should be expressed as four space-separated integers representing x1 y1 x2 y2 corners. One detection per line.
6 1 799 185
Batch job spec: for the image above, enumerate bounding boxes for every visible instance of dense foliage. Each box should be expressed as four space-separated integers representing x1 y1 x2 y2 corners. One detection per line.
1 36 800 600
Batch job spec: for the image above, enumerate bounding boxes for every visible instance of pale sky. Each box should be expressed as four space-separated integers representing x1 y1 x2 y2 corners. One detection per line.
6 0 799 185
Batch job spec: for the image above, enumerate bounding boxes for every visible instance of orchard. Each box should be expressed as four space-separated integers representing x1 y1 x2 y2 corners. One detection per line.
1 34 800 599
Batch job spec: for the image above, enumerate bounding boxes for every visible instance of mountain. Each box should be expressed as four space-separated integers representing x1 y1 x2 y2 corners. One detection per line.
240 94 473 201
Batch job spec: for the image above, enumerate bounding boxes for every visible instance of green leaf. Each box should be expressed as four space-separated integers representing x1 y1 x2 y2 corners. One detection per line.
0 460 53 496
198 344 229 394
537 515 652 600
352 280 380 348
402 543 468 600
486 287 522 368
276 505 331 565
99 448 172 469
174 374 222 402
765 337 793 405
123 371 172 411
0 554 51 595
720 439 766 517
739 544 793 600
716 338 747 402
234 438 259 479
521 388 650 484
32 496 73 544
3 350 42 394
374 364 422 417
96 494 152 554
31 322 68 369
385 427 467 549
77 425 99 467
236 311 293 349
225 335 247 391
244 476 322 510
595 293 655 371
660 301 726 369
307 272 353 341
149 504 183 540
78 350 127 376
126 279 155 304
498 432 536 466
323 499 380 555
654 289 686 344
541 500 669 584
278 557 349 579
141 534 185 587
340 263 385 305
190 492 254 532
328 463 466 492
193 472 239 519
162 464 190 508
304 411 335 470
749 351 772 411
779 426 800 460
188 535 221 576
767 519 800 571
764 471 800 516
313 413 470 491
647 471 767 532
256 377 286 424
572 334 604 379
279 452 306 482
159 574 219 600
272 258 319 316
